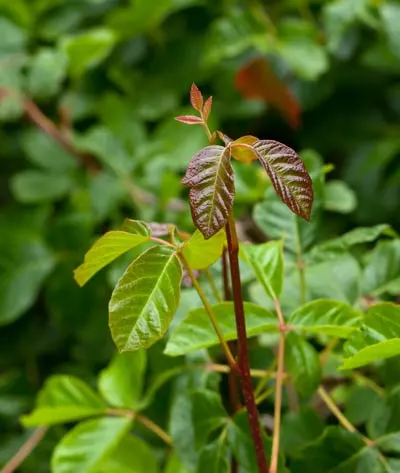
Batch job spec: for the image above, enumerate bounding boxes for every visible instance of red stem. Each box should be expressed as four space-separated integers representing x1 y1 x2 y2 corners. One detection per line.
225 216 269 473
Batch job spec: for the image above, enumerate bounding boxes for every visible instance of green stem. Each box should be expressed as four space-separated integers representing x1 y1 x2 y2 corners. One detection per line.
179 252 239 374
225 215 269 473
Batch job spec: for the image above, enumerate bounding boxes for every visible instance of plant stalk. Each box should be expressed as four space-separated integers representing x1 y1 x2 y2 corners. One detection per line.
225 215 269 473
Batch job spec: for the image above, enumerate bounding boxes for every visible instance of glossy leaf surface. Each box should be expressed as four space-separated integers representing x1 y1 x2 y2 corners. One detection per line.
109 246 182 352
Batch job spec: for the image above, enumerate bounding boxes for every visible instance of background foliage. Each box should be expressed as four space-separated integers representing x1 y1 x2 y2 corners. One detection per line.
1 0 400 472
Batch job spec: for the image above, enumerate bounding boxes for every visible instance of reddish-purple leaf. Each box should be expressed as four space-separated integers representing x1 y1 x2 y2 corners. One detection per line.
190 83 203 112
182 146 235 239
175 115 203 125
254 140 313 221
202 96 213 121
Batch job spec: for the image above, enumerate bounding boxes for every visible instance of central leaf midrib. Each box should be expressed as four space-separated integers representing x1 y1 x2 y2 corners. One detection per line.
207 147 229 232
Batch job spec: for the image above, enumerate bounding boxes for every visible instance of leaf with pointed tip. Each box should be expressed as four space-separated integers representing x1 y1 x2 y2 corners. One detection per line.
74 231 150 286
202 96 213 121
254 140 313 221
190 83 203 111
182 146 234 239
175 115 203 125
231 143 259 164
109 246 182 352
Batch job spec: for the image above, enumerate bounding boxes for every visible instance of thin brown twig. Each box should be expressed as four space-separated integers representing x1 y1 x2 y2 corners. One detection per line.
1 427 48 473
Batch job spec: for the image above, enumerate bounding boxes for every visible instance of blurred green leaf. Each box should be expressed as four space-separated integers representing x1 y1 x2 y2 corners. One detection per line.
51 416 132 473
362 240 400 297
285 332 321 397
74 231 150 287
21 375 107 427
344 385 382 426
98 434 160 473
368 386 400 439
0 17 26 53
281 409 324 455
240 240 284 300
289 299 362 338
324 180 357 214
61 28 117 77
381 2 400 60
165 302 277 356
11 170 73 203
196 437 229 473
26 48 68 99
109 246 182 352
182 230 225 270
98 351 146 409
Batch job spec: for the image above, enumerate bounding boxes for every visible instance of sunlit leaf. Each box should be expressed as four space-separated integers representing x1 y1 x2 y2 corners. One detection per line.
254 140 313 221
21 376 107 427
181 229 225 270
51 417 132 473
182 146 234 239
74 231 150 287
165 302 277 356
109 246 182 352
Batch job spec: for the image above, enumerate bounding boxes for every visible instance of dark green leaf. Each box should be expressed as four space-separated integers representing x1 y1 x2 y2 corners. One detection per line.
109 246 182 352
98 351 146 410
11 170 73 203
182 145 234 239
196 437 229 473
51 416 132 473
165 302 277 356
381 2 400 60
344 386 383 426
181 229 226 270
281 409 325 455
368 386 400 439
289 299 362 338
240 240 284 299
21 376 107 427
254 140 313 221
285 332 321 397
74 231 150 287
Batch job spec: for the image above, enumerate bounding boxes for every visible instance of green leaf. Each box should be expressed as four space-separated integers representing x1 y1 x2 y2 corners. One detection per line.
109 246 182 352
21 376 107 427
362 240 400 297
98 351 146 410
324 180 357 214
0 17 27 53
344 386 382 426
181 229 225 270
120 219 151 237
289 299 362 338
98 435 160 473
0 235 55 325
240 240 284 299
11 170 73 203
381 2 400 60
21 129 77 172
61 28 117 77
164 454 190 473
182 145 234 239
51 416 132 473
196 437 229 473
165 302 277 356
26 48 68 99
74 231 150 287
341 303 400 370
169 389 227 470
281 409 325 455
368 386 400 439
285 332 321 397
254 140 313 221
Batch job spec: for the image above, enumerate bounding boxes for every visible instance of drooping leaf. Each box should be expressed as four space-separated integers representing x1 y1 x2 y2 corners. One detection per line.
21 376 107 427
190 83 203 112
362 239 400 297
196 437 230 473
240 240 284 300
289 299 363 338
98 351 146 410
109 246 182 352
51 416 132 473
254 140 313 221
181 145 234 239
98 434 160 473
165 302 277 356
285 332 321 397
341 303 400 369
74 231 150 287
181 229 225 270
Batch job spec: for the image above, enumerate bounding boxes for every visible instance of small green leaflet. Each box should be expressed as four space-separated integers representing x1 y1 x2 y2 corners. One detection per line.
74 230 150 286
109 246 182 352
165 302 277 356
181 229 226 270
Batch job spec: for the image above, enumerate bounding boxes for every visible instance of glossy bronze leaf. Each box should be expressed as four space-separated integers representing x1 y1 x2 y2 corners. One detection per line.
182 145 234 239
254 140 313 221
